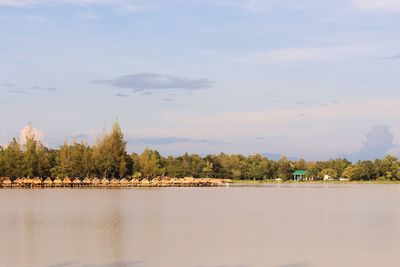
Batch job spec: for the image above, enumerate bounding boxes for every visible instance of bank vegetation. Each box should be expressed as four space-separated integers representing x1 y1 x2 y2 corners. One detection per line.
1 121 400 183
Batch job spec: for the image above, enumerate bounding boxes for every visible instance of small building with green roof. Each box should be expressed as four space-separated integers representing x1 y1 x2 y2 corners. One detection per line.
293 170 307 181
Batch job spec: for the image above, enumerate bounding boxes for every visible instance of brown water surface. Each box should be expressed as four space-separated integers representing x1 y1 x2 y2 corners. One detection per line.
1 184 399 267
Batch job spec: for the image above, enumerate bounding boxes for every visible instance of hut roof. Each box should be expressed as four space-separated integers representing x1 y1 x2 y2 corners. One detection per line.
43 177 53 184
192 179 200 184
173 178 182 184
91 178 100 184
110 178 120 185
140 178 150 184
150 179 160 185
53 177 62 184
72 178 82 184
120 178 130 184
13 178 22 184
101 178 109 184
210 179 223 185
130 178 140 184
23 178 33 184
32 177 42 184
82 177 91 184
63 177 72 184
161 178 171 184
183 177 194 184
2 178 12 185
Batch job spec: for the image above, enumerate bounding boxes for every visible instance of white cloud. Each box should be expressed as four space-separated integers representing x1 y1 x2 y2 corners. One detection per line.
20 125 45 145
348 125 396 161
352 0 400 11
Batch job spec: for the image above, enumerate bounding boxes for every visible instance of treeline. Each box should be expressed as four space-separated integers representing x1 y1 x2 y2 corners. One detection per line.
1 122 400 181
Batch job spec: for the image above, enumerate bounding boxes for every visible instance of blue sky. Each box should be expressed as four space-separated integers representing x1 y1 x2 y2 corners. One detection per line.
0 0 399 160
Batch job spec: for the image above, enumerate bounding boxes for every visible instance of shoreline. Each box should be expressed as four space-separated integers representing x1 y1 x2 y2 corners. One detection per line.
0 177 234 189
1 179 400 189
232 179 400 185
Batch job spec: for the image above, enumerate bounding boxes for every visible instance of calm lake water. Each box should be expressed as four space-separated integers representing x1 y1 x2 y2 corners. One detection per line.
1 184 400 267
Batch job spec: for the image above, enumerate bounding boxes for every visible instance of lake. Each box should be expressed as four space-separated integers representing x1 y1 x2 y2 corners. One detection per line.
1 184 399 267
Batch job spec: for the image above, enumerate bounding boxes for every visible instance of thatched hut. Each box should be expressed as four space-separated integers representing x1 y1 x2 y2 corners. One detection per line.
161 178 171 187
32 177 42 187
172 178 183 187
62 177 72 187
150 178 161 187
72 178 82 187
196 178 204 186
91 177 101 187
23 177 33 187
183 177 195 187
53 177 63 187
110 178 120 187
100 178 109 187
192 178 201 187
43 177 53 187
198 178 210 186
140 178 150 187
169 178 176 186
120 178 130 187
12 178 23 187
210 178 223 186
130 178 140 187
181 178 189 187
82 177 91 187
2 177 12 187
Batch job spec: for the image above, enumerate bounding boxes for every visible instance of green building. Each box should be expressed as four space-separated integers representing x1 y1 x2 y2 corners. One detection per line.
293 170 307 181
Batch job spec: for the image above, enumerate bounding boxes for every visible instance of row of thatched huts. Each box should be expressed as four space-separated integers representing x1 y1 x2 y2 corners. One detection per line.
0 177 233 188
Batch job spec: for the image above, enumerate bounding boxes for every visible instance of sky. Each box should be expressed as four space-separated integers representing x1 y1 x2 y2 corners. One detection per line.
0 0 399 161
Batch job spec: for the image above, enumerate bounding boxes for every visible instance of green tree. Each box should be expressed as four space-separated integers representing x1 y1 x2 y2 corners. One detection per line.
343 161 374 181
1 139 24 178
243 154 270 180
277 157 293 180
139 148 163 178
327 158 351 177
202 161 214 178
164 156 184 177
130 153 140 174
22 126 39 177
36 143 51 177
93 120 128 178
374 155 400 180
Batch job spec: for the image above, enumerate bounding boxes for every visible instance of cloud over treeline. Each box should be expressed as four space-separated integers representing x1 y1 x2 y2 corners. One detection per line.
348 125 396 161
20 124 45 145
